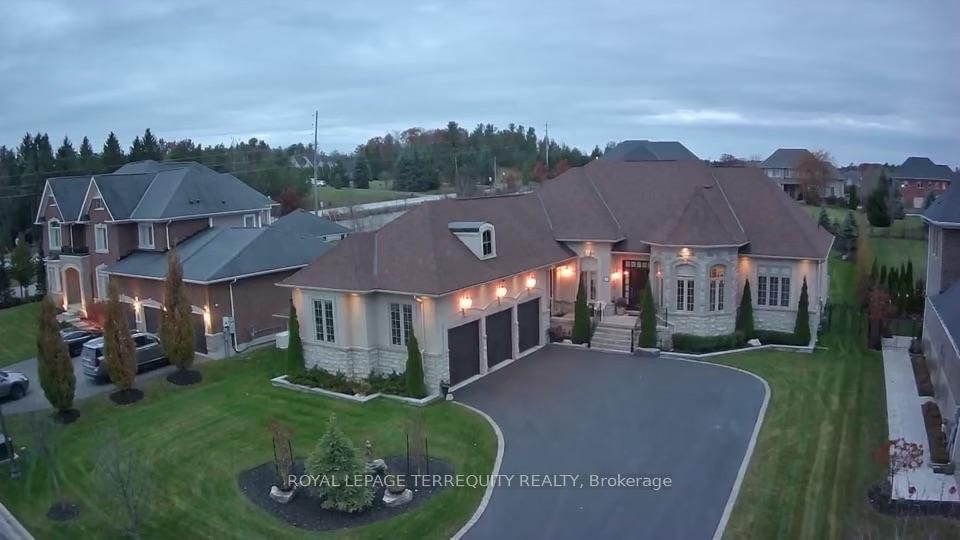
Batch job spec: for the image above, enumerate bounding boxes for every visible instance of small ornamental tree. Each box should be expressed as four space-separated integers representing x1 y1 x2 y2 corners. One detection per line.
405 333 427 398
306 414 373 513
794 277 811 345
160 253 195 373
286 300 304 376
847 185 859 210
37 297 76 419
817 207 832 232
842 211 858 256
35 248 47 297
104 281 136 391
0 250 12 304
10 233 33 297
638 282 657 348
866 176 891 227
571 275 591 345
736 279 755 339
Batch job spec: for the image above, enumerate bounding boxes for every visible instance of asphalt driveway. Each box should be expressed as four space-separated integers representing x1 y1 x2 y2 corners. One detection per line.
454 345 767 540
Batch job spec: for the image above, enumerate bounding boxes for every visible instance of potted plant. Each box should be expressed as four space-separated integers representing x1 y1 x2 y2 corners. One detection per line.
614 297 628 315
439 379 450 397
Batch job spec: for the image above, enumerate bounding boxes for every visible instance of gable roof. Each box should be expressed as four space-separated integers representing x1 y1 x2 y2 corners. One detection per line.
923 179 960 225
760 148 843 179
602 140 700 161
892 157 955 182
44 176 91 222
104 210 346 283
40 160 273 223
281 195 575 295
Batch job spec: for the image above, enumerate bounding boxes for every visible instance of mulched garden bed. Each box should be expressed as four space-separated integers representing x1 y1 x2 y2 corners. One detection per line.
867 484 960 519
237 455 453 531
166 370 202 386
109 388 144 405
46 501 81 521
52 409 80 424
911 354 934 397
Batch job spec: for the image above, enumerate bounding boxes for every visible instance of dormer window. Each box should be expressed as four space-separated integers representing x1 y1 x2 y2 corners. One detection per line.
91 197 104 210
138 223 155 249
448 221 496 260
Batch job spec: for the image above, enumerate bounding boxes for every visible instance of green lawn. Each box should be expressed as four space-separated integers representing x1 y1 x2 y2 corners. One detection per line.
313 186 412 208
718 258 959 538
0 348 496 539
0 301 41 367
803 205 927 273
872 237 928 274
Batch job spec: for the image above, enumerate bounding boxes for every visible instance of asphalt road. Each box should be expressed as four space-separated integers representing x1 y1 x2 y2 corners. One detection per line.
454 346 767 540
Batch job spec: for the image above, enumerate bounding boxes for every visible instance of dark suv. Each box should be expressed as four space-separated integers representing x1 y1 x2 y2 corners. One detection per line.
81 333 167 380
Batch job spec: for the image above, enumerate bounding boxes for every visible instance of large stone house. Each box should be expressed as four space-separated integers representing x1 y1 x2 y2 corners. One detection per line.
892 157 955 211
760 148 845 200
281 159 832 392
36 160 348 356
921 179 960 463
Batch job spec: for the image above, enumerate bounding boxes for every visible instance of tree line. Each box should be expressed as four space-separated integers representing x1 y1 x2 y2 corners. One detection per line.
0 122 592 246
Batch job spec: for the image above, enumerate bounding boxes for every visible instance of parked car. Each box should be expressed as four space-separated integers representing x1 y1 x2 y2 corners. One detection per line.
0 370 29 400
61 328 103 358
81 333 167 381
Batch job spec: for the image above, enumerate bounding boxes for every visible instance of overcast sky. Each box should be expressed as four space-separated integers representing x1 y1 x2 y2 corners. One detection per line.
1 0 958 166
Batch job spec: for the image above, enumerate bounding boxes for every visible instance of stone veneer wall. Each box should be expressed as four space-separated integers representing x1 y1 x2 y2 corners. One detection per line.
651 245 739 337
304 342 448 393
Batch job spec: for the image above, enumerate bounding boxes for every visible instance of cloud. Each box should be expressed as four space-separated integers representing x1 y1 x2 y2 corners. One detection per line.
0 0 957 166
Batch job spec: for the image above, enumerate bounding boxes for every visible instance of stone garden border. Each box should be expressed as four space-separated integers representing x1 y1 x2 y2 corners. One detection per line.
270 375 441 407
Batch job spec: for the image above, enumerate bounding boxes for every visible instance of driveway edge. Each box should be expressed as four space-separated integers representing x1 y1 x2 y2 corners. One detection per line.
0 501 34 540
450 401 505 540
670 357 771 540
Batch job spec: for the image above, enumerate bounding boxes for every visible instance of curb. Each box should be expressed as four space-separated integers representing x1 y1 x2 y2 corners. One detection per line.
449 401 505 540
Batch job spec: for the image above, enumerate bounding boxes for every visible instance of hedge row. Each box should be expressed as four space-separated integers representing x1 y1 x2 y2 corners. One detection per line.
288 368 410 397
670 329 809 353
754 330 809 347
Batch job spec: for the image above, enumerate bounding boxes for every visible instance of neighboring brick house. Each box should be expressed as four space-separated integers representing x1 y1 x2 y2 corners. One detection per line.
281 159 832 392
35 160 348 356
760 148 845 200
921 180 960 464
892 157 955 212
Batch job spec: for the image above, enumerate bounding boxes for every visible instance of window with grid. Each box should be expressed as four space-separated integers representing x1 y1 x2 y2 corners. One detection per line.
757 276 767 306
48 220 62 250
758 267 791 307
313 299 335 342
481 228 493 256
780 277 791 307
676 278 695 311
709 265 725 311
769 276 780 306
390 302 414 346
95 224 109 252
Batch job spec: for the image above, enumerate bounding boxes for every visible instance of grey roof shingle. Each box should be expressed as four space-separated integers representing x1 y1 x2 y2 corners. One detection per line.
602 140 700 161
43 160 274 222
104 210 346 282
760 148 843 179
892 157 956 182
47 176 91 221
924 179 960 224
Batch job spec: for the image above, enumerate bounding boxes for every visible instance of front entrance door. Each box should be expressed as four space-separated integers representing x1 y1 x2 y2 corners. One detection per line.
622 260 649 310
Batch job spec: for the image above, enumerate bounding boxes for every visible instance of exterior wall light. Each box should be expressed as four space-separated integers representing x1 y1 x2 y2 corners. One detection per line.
679 248 692 259
203 306 212 334
495 282 507 303
559 265 574 278
459 295 473 314
611 270 622 281
525 275 537 289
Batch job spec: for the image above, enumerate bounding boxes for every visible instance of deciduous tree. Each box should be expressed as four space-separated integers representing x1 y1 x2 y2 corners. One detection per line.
10 232 33 296
95 428 153 538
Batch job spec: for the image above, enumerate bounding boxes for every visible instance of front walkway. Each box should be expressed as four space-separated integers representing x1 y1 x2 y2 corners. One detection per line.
881 336 959 501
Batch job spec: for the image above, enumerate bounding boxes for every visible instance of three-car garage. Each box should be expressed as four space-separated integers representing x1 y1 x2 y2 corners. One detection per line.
446 297 543 386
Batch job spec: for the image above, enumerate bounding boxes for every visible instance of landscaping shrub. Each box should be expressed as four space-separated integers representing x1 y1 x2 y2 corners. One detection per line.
735 280 755 338
405 334 427 398
572 276 591 345
289 367 417 397
638 283 657 348
755 330 808 346
103 282 136 391
160 253 195 373
921 402 950 464
306 414 374 513
671 332 745 353
794 278 811 345
367 371 406 395
37 297 76 415
286 300 304 376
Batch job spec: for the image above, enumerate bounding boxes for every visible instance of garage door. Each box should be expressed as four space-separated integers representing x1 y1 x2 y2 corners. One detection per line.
485 308 512 368
518 298 540 353
120 303 137 330
143 306 162 334
192 313 207 354
448 321 480 385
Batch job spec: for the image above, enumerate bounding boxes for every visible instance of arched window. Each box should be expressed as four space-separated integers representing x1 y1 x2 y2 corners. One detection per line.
481 227 494 257
709 265 725 311
48 220 62 250
675 265 695 312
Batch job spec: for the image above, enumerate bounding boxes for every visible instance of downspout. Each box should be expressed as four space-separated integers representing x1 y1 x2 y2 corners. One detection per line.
165 220 172 250
229 278 240 353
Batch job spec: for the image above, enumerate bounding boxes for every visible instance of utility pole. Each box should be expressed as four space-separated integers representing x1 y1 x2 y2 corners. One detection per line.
313 111 319 214
544 122 550 170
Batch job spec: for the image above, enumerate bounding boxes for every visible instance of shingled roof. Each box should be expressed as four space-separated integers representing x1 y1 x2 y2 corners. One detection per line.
923 179 960 225
284 160 832 296
105 210 347 283
892 157 956 182
38 160 273 223
602 140 700 161
760 148 843 179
